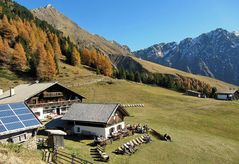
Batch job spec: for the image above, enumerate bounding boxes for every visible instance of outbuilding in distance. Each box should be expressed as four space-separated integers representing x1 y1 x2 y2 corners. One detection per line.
186 90 206 98
215 90 239 100
45 129 67 149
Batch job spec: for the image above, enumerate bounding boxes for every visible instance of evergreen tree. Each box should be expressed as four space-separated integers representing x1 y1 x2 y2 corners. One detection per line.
96 67 101 75
134 72 141 82
128 71 135 81
211 87 217 98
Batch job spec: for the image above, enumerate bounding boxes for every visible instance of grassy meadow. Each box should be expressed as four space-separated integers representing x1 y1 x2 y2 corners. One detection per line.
57 80 239 164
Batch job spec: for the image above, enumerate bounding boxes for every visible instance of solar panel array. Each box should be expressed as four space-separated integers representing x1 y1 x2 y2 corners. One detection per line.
0 102 41 134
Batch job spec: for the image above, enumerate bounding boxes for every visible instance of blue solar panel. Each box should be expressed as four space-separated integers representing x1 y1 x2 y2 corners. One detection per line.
0 102 41 134
0 110 15 117
14 108 31 115
0 125 7 132
0 104 10 111
18 114 35 121
9 103 26 109
22 119 40 127
5 122 25 130
1 116 20 124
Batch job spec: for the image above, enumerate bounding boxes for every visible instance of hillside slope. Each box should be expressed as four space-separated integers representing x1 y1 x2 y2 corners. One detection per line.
32 5 131 57
134 28 239 85
132 57 237 90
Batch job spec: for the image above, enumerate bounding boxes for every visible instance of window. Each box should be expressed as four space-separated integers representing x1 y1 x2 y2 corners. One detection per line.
77 127 81 133
117 125 122 130
109 127 115 134
11 133 27 143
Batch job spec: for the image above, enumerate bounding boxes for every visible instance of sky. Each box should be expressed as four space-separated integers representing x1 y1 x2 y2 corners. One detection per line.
15 0 239 51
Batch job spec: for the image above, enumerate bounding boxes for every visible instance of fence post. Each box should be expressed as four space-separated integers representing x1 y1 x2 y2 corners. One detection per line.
53 146 58 162
71 153 75 164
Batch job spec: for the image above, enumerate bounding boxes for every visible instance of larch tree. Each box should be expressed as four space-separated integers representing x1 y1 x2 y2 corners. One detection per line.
0 37 5 63
36 43 56 80
0 38 11 64
52 34 62 58
82 48 91 65
46 50 57 78
12 42 27 72
71 47 81 66
1 15 10 29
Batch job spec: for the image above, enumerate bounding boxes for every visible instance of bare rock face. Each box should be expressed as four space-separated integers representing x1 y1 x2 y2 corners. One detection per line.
134 28 239 85
31 5 131 57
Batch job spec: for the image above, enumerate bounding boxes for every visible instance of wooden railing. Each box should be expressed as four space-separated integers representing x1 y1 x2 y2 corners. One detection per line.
52 149 93 164
43 92 64 98
28 100 81 108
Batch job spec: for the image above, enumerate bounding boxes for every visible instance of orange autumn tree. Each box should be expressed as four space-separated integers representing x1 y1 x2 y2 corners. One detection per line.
71 47 81 66
0 38 11 64
52 34 62 58
12 42 27 72
81 47 113 76
81 48 91 65
36 43 56 80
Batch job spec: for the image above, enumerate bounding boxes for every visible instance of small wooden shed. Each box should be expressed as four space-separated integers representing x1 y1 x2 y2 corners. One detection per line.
45 129 66 149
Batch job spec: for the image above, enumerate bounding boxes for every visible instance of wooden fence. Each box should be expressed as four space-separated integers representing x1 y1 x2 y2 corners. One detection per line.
121 104 144 108
52 149 93 164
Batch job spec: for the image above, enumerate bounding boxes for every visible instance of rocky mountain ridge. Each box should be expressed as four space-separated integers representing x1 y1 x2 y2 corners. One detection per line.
32 4 131 57
134 28 239 85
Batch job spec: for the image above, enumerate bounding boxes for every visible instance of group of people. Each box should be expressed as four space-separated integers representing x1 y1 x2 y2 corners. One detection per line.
94 135 107 146
126 123 149 134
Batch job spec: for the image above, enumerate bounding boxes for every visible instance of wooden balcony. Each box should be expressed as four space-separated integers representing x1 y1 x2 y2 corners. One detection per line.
27 99 81 108
43 92 63 98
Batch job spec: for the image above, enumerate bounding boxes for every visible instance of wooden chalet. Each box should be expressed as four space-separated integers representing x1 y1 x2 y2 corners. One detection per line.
186 90 206 98
0 82 85 120
61 103 129 138
215 90 239 100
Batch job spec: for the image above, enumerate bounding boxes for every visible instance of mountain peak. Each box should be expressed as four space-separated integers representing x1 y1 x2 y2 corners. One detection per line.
233 31 239 37
45 4 53 8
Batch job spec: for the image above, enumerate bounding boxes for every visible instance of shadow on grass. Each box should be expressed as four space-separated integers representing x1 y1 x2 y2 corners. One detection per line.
64 134 95 142
0 66 36 82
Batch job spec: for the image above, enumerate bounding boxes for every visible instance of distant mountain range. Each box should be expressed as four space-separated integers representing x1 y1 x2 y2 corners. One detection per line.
32 5 239 86
134 28 239 85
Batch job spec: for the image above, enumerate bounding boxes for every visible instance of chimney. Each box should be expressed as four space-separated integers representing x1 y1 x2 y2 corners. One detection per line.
10 87 15 97
0 89 3 96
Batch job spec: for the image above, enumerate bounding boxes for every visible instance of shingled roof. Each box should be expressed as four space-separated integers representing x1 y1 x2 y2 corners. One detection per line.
0 82 85 104
62 103 129 124
216 90 238 94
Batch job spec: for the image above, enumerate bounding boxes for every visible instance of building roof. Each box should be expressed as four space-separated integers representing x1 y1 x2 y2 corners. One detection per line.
45 129 67 135
0 102 41 136
62 103 129 124
0 82 85 104
216 90 237 94
186 90 201 94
